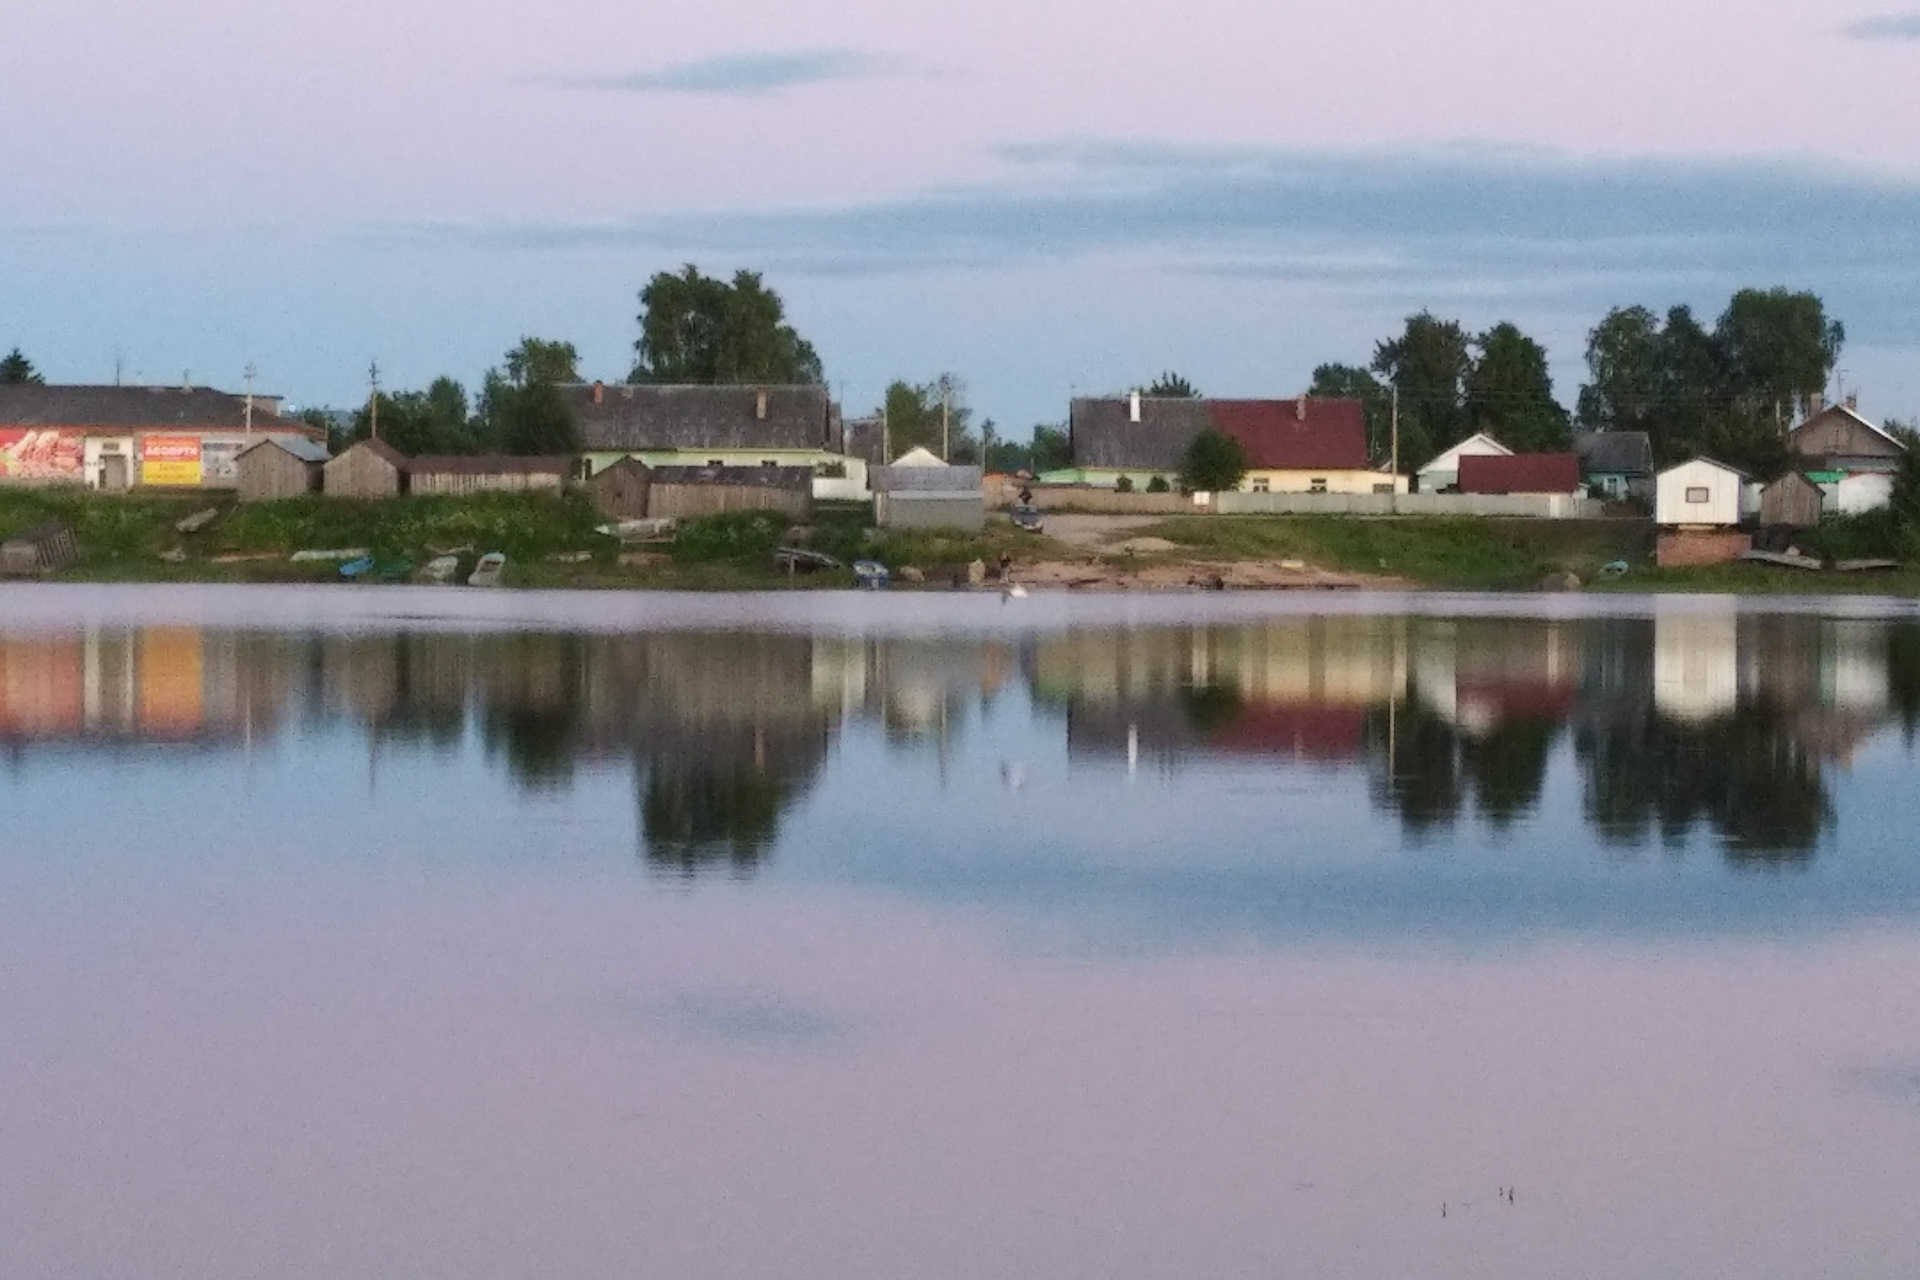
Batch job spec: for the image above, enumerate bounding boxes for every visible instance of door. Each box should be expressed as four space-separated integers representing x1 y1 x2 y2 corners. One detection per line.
99 456 130 491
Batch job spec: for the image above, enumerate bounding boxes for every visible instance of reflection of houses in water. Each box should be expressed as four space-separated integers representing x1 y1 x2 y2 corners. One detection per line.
1042 620 1410 766
1409 617 1581 735
0 629 296 746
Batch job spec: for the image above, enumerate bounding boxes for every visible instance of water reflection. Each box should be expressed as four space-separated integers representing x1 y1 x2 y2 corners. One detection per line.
5 610 1919 867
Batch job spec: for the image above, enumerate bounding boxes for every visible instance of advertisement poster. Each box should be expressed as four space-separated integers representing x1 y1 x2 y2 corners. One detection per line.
202 440 243 484
0 429 86 483
141 436 202 486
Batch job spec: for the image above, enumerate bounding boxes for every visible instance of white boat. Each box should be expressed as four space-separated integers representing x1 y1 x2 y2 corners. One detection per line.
419 554 460 584
467 552 507 587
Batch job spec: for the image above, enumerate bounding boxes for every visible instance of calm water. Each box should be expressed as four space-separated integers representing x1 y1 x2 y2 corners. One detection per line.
4 585 1920 1280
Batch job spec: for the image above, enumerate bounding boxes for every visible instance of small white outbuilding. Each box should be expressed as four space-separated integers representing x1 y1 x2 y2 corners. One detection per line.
1655 457 1749 527
1415 432 1511 492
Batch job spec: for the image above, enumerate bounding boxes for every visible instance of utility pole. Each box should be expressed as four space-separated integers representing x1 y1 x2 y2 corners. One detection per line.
1390 385 1400 483
243 362 257 438
940 374 952 462
368 359 381 441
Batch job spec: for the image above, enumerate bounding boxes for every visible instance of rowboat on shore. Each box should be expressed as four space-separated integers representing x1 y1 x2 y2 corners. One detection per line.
338 556 376 580
467 552 507 587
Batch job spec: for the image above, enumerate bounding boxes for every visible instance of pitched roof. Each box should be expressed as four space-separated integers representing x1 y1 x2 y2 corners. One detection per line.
842 416 886 466
647 464 813 490
872 463 983 493
236 436 330 463
1457 452 1582 494
0 384 323 439
329 438 409 470
1418 432 1512 474
406 454 572 475
1791 403 1907 449
1069 395 1367 472
565 383 835 453
1209 398 1368 471
1659 455 1750 480
1574 431 1653 476
1070 397 1212 471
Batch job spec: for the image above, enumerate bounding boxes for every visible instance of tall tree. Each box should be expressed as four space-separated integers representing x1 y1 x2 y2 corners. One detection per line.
1465 322 1571 452
1714 288 1843 425
502 338 580 387
478 339 582 456
1372 311 1471 460
631 265 823 385
0 347 42 384
1310 361 1404 467
1577 305 1664 432
878 376 976 462
1180 429 1248 493
1142 372 1200 397
350 377 480 457
1029 423 1072 472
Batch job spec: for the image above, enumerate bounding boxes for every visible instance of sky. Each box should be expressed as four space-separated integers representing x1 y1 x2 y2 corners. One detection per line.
3 0 1919 435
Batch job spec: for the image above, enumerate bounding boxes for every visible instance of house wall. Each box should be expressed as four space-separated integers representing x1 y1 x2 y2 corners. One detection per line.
1832 472 1894 515
1792 416 1903 467
409 470 564 496
236 448 319 503
1011 486 1197 515
1417 437 1512 492
1215 492 1604 518
585 447 865 502
876 494 986 532
323 446 404 499
1240 469 1407 495
1655 461 1743 526
648 483 809 520
1656 530 1752 567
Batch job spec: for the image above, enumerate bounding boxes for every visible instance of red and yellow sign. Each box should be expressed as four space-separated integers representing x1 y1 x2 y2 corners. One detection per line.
141 436 202 486
0 429 86 482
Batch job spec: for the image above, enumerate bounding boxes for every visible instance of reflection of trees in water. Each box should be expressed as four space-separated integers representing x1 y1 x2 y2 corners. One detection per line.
1575 704 1831 861
1891 624 1920 745
1366 697 1559 832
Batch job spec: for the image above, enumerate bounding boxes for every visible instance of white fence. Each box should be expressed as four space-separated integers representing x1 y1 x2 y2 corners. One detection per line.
1214 491 1605 519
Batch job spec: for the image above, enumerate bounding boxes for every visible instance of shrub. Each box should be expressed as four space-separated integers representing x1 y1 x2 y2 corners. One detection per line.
1115 475 1135 493
1146 475 1171 493
1180 429 1248 493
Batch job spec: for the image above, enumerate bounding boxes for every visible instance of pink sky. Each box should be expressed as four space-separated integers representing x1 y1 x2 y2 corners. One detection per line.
4 0 1918 424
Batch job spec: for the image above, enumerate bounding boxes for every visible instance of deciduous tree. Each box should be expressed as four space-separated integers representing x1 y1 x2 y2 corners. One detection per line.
1180 428 1247 493
878 376 976 462
1372 311 1471 457
631 266 823 385
1466 322 1571 453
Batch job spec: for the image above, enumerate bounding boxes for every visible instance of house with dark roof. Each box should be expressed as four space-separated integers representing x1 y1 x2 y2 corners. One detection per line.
565 382 861 499
0 383 324 491
1457 453 1584 497
1572 431 1653 501
1067 393 1400 494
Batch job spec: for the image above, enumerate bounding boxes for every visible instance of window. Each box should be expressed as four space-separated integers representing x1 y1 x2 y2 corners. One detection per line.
1685 486 1710 503
1251 477 1270 492
1309 478 1329 494
707 459 724 467
762 459 778 468
1372 483 1394 494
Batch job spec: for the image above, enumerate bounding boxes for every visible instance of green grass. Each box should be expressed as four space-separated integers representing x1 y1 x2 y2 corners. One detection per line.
1130 515 1657 588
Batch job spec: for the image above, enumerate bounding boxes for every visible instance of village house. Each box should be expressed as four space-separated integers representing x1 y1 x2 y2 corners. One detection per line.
1067 393 1400 493
643 464 813 520
566 382 865 500
1789 401 1906 475
1573 431 1654 502
1415 432 1511 493
0 383 325 491
323 438 410 499
1456 453 1584 497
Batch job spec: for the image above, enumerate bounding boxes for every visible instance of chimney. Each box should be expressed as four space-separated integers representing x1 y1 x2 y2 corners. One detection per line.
1296 394 1307 421
592 380 604 405
1129 390 1141 423
756 389 769 421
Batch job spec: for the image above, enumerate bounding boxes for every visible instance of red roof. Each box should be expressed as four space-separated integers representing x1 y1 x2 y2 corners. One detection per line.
1208 398 1369 471
1206 703 1367 761
1456 452 1581 495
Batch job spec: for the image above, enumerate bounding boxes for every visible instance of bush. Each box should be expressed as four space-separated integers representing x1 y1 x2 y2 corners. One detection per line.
1146 475 1171 493
1180 429 1248 493
1115 475 1135 493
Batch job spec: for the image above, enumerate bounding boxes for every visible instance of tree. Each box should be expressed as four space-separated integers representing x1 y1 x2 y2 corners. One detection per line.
877 376 976 462
1715 288 1843 425
631 265 823 385
1577 305 1663 432
1143 372 1199 397
1310 362 1404 466
503 338 579 387
498 381 580 456
0 347 42 384
1030 423 1071 471
478 338 582 455
1180 428 1247 493
1372 311 1471 457
1465 322 1571 452
351 376 481 456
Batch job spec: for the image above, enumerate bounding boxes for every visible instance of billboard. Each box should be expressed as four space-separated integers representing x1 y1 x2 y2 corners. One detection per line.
0 429 86 483
142 436 202 486
203 440 243 484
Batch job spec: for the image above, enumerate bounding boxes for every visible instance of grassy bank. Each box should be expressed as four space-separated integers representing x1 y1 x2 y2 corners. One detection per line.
0 490 1064 589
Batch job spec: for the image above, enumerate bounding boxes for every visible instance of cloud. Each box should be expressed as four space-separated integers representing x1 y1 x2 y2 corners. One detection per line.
1843 12 1920 39
544 48 891 95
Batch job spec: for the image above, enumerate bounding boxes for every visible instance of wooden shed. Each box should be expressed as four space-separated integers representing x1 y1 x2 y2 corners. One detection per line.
235 436 329 502
1 522 79 576
1758 472 1823 529
407 455 571 496
646 465 812 520
585 455 651 519
323 438 409 499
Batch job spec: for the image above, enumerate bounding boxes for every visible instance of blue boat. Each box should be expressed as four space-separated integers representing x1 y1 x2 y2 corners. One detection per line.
853 560 890 590
338 556 376 579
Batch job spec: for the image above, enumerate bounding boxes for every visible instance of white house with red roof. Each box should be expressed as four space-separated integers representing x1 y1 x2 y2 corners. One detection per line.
1067 392 1403 493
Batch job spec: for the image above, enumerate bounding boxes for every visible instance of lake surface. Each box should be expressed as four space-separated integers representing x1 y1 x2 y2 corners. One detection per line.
5 584 1920 1280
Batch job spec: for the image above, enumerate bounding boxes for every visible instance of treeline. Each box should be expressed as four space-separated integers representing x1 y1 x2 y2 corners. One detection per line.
1306 288 1863 479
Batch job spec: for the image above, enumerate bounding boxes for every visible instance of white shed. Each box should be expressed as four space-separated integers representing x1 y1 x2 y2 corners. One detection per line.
1655 458 1748 527
1415 432 1511 492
